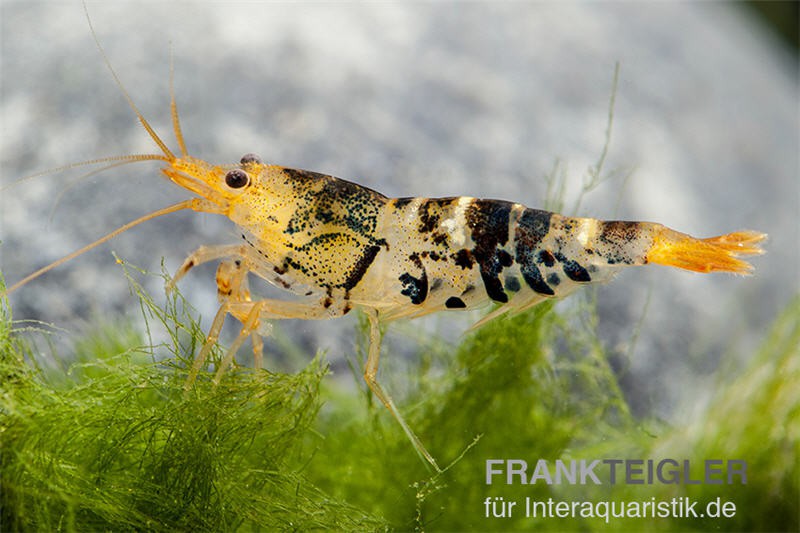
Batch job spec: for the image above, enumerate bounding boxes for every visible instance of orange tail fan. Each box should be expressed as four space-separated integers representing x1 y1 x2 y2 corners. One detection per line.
646 228 767 275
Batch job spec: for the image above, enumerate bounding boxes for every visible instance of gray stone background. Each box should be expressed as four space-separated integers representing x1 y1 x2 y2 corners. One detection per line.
1 2 797 421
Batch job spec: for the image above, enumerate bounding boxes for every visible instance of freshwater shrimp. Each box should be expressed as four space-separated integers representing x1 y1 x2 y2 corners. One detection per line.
3 11 766 473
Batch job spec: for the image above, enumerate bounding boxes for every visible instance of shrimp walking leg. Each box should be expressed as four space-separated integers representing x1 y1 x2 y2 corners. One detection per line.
168 244 251 291
187 294 348 386
185 292 235 390
364 308 442 473
212 299 266 386
215 259 264 370
184 258 267 389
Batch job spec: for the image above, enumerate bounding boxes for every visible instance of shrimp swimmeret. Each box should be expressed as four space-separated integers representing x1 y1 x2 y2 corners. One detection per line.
4 13 766 473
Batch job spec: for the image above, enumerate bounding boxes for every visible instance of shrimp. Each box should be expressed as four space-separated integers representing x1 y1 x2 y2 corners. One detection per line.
3 8 766 473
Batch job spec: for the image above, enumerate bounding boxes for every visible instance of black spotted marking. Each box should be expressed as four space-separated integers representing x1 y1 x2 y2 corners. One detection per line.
522 265 554 296
598 220 642 265
432 232 449 246
401 252 429 305
417 199 459 246
281 167 329 183
514 208 554 295
600 220 641 244
288 231 387 288
467 200 512 246
481 271 507 302
274 260 288 275
399 271 428 305
430 278 443 292
465 200 514 303
292 232 349 254
547 273 561 287
453 249 474 269
497 249 513 267
515 209 551 255
417 201 441 233
285 256 307 276
561 259 592 282
343 245 381 291
420 250 444 261
393 197 415 209
284 217 303 235
538 250 556 267
445 296 467 309
281 167 387 242
316 209 334 223
243 232 294 277
322 287 334 309
504 275 521 293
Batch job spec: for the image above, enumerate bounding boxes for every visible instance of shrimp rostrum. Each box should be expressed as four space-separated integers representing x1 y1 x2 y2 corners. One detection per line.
5 48 766 474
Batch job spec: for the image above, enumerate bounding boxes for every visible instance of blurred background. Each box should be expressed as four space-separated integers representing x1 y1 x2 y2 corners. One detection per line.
1 1 797 422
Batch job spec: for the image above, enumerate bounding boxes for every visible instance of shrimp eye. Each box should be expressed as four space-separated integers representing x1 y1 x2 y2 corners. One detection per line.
225 169 249 189
240 153 262 165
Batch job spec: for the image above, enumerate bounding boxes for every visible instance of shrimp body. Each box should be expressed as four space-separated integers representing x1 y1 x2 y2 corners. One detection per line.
8 147 766 474
166 156 765 331
159 154 764 474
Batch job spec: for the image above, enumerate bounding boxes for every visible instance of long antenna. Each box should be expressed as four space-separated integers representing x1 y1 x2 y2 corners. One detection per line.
0 154 169 193
3 200 195 296
82 1 175 161
2 6 197 299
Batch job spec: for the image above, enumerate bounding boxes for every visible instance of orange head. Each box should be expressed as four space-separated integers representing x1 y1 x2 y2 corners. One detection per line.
160 155 258 217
